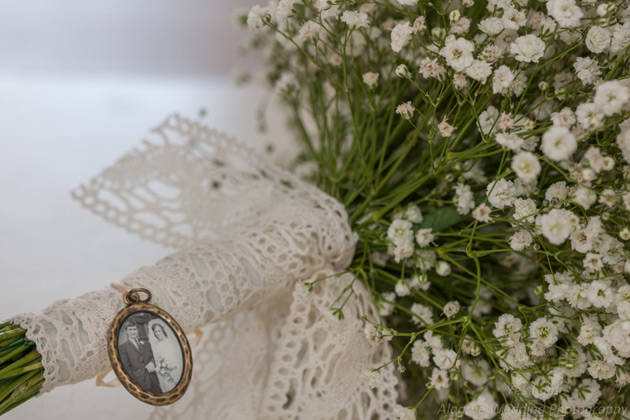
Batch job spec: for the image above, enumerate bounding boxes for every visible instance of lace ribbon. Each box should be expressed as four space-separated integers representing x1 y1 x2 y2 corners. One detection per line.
9 115 398 419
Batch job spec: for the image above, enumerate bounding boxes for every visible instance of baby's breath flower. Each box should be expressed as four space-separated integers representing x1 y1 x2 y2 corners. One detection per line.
465 60 492 84
586 26 612 54
362 368 382 389
594 80 630 116
395 279 411 297
297 21 323 43
574 56 601 85
513 198 537 223
340 10 370 29
502 6 526 30
403 204 423 223
393 405 416 420
486 178 516 209
363 324 380 344
418 57 445 80
492 65 515 95
315 0 340 20
512 152 541 182
572 186 597 210
411 303 434 325
391 22 414 53
379 292 395 316
395 101 415 119
438 118 455 137
576 102 604 130
495 132 523 151
451 17 471 34
540 208 575 245
510 34 546 63
433 348 458 370
472 203 492 223
429 368 450 390
440 38 475 72
510 229 534 251
294 281 312 300
529 317 559 348
461 359 489 386
247 5 269 30
453 73 469 90
541 125 577 161
362 71 379 87
454 182 475 215
413 16 426 33
547 0 583 28
479 17 504 36
411 341 431 366
588 360 616 380
443 301 460 318
587 280 614 307
415 228 435 247
464 391 497 420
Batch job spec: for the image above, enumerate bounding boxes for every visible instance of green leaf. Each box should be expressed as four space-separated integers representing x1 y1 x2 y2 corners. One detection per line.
418 206 467 232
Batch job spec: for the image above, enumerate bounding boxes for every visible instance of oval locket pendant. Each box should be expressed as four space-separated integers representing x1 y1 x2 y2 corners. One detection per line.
107 288 193 406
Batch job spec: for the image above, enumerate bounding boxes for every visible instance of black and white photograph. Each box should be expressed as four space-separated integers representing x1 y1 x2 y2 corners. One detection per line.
118 311 185 395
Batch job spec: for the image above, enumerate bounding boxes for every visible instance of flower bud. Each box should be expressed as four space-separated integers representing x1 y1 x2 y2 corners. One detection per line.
597 3 616 17
582 168 596 182
602 156 615 171
432 27 446 39
470 344 481 357
444 33 456 43
620 227 630 241
436 261 451 276
449 10 461 22
395 64 411 78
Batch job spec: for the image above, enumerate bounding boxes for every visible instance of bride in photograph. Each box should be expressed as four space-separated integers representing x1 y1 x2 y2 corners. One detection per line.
147 318 184 393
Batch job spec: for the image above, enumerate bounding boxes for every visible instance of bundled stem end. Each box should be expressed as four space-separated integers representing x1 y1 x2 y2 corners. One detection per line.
0 323 43 417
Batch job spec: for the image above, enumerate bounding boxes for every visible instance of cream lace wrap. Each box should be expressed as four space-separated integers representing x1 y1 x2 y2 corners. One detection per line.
9 115 398 419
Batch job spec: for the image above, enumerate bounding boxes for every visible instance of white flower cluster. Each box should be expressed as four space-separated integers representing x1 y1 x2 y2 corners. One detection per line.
244 0 630 417
386 203 441 265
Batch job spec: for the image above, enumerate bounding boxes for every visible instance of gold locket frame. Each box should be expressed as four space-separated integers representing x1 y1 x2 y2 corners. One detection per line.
107 288 193 406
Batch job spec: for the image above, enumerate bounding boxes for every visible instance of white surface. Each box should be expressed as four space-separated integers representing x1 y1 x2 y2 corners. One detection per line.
0 74 293 419
0 0 261 76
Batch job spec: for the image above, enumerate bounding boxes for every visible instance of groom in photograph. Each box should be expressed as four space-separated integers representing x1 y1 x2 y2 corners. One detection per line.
119 322 162 393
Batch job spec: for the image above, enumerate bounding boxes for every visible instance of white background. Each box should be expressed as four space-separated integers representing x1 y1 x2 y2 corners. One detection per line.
0 1 295 418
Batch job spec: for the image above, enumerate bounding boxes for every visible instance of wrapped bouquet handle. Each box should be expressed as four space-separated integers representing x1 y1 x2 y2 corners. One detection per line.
8 115 398 419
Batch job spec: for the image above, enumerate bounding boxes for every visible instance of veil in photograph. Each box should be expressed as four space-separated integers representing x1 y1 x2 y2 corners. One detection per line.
147 318 183 392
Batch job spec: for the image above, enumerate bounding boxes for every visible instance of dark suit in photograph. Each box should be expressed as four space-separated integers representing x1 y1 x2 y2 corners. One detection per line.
119 338 162 393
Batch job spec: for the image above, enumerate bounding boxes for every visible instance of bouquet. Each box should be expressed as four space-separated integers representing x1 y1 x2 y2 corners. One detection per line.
157 357 176 383
241 0 630 419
